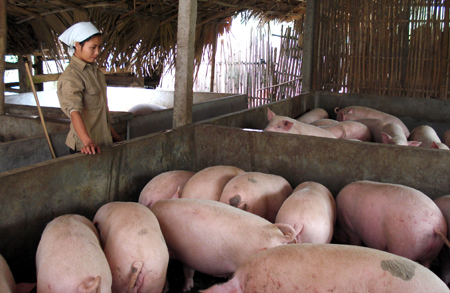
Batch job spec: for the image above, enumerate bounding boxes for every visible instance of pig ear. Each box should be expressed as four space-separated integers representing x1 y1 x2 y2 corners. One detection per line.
430 141 439 149
283 121 294 131
273 223 297 244
334 107 341 114
381 132 392 144
408 141 422 147
267 109 276 121
348 108 354 114
236 201 248 211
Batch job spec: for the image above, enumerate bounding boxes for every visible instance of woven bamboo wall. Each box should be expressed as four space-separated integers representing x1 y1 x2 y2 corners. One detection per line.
314 0 450 99
213 21 304 107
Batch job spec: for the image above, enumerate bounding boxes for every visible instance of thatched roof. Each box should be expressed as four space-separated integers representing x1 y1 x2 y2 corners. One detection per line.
6 0 306 76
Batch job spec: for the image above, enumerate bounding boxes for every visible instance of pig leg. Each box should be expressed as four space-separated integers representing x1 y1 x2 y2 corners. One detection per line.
183 265 195 292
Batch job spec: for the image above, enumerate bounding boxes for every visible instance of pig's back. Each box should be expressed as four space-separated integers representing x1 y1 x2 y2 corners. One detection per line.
36 214 112 293
208 244 449 293
181 166 245 201
150 198 284 276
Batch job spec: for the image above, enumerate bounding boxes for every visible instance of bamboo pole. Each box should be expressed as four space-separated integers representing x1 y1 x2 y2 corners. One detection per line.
24 58 56 159
439 0 449 99
0 0 6 115
208 23 217 92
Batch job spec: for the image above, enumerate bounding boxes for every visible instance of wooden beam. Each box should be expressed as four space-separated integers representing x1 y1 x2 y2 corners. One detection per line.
0 0 6 115
5 62 18 70
31 73 61 84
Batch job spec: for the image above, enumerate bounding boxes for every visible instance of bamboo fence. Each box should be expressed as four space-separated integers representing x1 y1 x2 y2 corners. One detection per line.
315 0 450 100
209 19 304 107
160 18 304 108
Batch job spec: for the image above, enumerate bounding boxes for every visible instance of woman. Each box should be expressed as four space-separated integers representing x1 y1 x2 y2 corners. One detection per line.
57 21 121 155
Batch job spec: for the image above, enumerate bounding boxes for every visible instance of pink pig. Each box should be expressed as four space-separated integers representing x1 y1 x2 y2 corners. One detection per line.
334 180 447 268
410 125 449 150
203 244 450 293
150 198 296 292
310 118 339 127
335 105 410 137
93 202 169 293
295 108 329 124
381 123 421 146
275 181 336 244
138 170 195 207
355 118 419 145
264 109 337 139
36 214 112 293
180 165 245 201
433 195 450 286
219 172 293 223
319 121 371 141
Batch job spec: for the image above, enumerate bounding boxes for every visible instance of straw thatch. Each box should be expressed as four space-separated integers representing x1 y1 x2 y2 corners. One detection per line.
6 0 306 77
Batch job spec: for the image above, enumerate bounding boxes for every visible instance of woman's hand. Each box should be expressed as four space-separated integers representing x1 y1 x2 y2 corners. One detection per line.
81 142 101 154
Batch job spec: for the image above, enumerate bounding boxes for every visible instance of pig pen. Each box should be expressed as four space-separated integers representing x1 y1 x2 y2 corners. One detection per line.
0 93 248 173
2 114 450 291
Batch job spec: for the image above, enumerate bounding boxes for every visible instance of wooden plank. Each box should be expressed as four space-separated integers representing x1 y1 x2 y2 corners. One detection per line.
0 0 5 115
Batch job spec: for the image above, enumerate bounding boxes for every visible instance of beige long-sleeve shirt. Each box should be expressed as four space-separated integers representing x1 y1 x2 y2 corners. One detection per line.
57 56 113 151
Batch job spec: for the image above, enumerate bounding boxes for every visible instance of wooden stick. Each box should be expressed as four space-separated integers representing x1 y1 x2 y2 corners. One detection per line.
24 58 56 159
257 77 303 91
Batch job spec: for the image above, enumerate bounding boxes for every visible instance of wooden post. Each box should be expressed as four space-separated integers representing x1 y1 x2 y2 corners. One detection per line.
302 0 316 93
18 55 29 93
210 23 218 92
173 0 197 128
0 0 6 115
35 55 44 91
439 1 449 99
